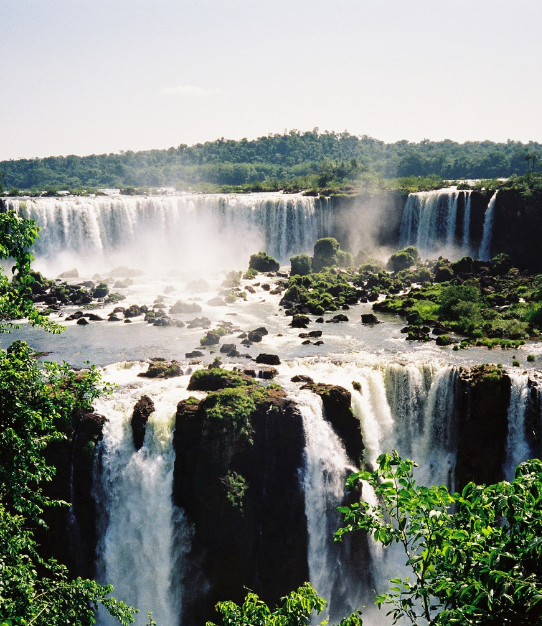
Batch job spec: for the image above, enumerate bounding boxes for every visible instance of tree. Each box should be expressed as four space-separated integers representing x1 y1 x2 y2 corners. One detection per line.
0 212 136 624
0 211 62 334
336 451 542 626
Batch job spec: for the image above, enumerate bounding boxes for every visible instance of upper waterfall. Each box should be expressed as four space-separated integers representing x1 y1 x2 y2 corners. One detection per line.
3 193 333 274
399 188 472 259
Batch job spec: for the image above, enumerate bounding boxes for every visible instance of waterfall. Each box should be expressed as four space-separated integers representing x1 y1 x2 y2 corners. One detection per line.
479 191 498 261
4 194 332 273
462 192 472 253
295 390 364 622
93 367 190 626
504 372 530 481
399 189 471 259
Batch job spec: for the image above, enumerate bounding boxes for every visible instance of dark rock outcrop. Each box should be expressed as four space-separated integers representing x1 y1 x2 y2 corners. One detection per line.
131 395 155 450
455 365 511 489
255 353 281 366
173 378 308 625
302 383 363 465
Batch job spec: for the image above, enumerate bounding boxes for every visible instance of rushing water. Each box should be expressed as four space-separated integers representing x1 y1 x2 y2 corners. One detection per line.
4 193 332 273
2 190 540 626
399 189 471 259
479 191 498 261
93 363 193 626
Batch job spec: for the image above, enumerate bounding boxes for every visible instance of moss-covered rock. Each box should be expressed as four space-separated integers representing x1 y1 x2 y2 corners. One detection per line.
249 252 280 272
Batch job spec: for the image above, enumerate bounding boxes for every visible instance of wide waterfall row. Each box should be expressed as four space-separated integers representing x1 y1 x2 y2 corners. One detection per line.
399 189 473 259
90 360 539 626
4 194 332 271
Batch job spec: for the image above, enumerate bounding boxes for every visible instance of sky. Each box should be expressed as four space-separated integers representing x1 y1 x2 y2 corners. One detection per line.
1 0 542 161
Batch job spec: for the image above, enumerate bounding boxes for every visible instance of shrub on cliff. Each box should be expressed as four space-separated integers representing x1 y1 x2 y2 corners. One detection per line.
290 253 312 276
387 246 420 272
249 251 280 272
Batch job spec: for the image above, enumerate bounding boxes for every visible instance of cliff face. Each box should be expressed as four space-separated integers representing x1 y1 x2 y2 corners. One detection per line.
456 366 511 489
491 189 542 270
172 382 308 626
38 411 106 579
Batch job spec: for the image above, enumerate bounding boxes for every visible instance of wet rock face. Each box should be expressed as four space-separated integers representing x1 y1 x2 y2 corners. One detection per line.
302 383 363 465
131 395 155 450
172 381 308 626
455 366 511 489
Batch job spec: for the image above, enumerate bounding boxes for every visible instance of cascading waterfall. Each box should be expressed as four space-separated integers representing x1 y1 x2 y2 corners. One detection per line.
93 365 190 626
4 194 332 272
504 372 530 481
479 191 498 261
399 189 473 259
295 390 364 623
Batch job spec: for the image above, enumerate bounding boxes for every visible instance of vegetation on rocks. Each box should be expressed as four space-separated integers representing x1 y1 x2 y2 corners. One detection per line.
248 251 280 273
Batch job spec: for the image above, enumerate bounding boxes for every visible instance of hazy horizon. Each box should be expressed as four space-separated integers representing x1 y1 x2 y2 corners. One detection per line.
2 0 542 161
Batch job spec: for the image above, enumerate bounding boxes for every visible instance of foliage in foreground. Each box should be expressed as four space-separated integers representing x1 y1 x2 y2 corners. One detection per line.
0 340 136 625
207 582 362 626
336 451 542 626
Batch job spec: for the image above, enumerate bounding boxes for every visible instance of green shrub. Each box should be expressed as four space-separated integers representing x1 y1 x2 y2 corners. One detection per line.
248 252 280 272
290 253 312 276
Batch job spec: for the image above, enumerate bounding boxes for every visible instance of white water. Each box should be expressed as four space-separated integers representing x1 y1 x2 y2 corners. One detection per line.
294 390 363 622
504 371 530 480
4 193 332 274
399 189 471 259
479 191 498 261
94 362 194 626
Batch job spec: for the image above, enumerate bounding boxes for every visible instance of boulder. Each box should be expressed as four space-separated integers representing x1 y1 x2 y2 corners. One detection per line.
290 315 310 329
57 268 79 279
326 314 349 323
124 304 144 318
131 395 155 450
138 360 183 378
248 331 263 342
255 353 281 366
170 301 202 314
76 317 89 325
291 375 314 383
207 297 227 307
258 368 279 379
361 314 380 324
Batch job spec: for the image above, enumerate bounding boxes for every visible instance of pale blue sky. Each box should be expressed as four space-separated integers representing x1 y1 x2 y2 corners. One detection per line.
1 0 541 160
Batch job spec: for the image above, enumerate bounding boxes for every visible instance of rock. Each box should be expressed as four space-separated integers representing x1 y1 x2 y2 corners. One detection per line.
315 317 324 323
258 368 278 379
76 317 89 325
308 330 322 338
262 284 271 291
207 297 227 307
245 285 256 294
303 383 362 464
187 317 211 329
113 279 133 289
153 317 175 326
85 313 104 321
301 340 311 345
314 340 324 345
290 315 310 328
201 330 221 345
66 311 84 321
326 314 349 323
58 268 79 279
252 327 268 336
112 307 125 314
186 278 210 293
248 330 263 342
291 375 314 383
241 339 252 347
131 395 155 450
185 351 204 358
361 314 380 324
237 332 248 339
255 353 281 366
109 266 144 278
436 334 452 346
108 315 121 322
92 283 109 298
124 304 144 318
124 319 132 323
170 301 203 314
220 343 237 354
138 360 183 379
243 369 257 378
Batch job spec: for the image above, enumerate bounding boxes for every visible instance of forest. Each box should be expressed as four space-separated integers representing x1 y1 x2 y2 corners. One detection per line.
1 130 541 194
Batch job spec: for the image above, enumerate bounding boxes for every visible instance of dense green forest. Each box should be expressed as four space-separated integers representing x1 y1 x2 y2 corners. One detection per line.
1 130 541 194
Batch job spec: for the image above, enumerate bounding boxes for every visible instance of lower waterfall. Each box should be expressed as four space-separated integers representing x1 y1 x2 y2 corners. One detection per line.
93 364 191 626
504 372 530 481
295 389 364 623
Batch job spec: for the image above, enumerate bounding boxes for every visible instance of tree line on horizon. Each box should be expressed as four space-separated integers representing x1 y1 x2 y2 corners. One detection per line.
1 129 541 193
